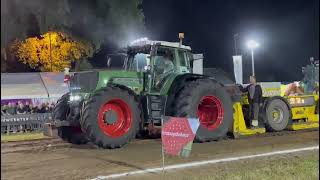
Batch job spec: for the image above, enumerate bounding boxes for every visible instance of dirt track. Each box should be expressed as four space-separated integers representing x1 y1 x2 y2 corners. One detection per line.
1 130 319 180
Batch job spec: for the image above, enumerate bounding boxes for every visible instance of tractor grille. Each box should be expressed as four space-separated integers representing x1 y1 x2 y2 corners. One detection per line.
70 71 99 92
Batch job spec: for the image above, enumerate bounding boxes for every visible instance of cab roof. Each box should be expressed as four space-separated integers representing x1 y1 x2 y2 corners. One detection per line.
129 39 191 50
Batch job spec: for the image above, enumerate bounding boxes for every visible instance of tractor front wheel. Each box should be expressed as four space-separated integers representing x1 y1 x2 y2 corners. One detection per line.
80 86 142 149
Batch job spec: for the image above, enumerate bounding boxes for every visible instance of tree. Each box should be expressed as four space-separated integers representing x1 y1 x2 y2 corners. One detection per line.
1 0 71 48
13 32 93 72
1 0 72 72
1 0 145 50
1 0 145 72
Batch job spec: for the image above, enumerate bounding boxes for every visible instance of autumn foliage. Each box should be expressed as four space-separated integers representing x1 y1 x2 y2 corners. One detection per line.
13 32 93 72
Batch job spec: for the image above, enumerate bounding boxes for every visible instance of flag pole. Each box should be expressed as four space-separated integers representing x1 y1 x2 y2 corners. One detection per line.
161 115 165 177
161 96 168 178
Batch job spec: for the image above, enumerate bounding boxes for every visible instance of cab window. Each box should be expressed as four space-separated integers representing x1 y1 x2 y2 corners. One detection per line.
128 53 148 72
177 50 188 67
177 50 190 73
153 48 175 74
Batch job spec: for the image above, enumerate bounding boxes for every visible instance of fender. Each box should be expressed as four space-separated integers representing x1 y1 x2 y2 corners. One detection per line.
165 73 223 93
164 73 223 116
83 83 141 115
108 83 140 98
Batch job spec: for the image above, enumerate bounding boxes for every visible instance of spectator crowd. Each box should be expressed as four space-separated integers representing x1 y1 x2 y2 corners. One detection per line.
1 101 55 116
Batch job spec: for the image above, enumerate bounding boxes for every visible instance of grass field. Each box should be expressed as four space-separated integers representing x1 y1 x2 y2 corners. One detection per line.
128 151 319 180
1 132 49 142
198 153 319 180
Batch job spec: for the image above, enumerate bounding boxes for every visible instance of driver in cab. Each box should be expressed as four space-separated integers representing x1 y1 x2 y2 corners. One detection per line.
154 50 175 88
156 50 174 73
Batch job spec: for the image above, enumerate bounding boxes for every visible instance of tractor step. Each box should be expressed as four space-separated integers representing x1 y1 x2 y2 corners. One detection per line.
147 95 167 122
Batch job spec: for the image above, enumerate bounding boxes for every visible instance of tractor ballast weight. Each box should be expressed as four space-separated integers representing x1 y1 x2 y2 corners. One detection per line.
230 81 319 137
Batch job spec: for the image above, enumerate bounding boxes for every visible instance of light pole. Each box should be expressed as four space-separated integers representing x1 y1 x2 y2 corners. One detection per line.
234 33 239 55
247 40 259 76
49 31 52 72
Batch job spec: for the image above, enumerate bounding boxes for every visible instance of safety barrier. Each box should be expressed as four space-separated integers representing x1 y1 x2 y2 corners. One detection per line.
1 113 52 134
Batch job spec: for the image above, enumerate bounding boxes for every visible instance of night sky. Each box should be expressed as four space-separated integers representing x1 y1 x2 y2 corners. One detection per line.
142 0 319 83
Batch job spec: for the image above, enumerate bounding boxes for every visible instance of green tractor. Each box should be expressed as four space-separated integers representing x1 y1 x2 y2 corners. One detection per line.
45 38 234 148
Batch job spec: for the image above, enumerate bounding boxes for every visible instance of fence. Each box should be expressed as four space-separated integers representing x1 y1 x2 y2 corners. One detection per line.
1 113 52 134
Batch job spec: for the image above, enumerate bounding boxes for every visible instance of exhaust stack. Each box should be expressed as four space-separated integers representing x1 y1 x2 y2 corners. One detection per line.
179 33 184 47
64 67 71 84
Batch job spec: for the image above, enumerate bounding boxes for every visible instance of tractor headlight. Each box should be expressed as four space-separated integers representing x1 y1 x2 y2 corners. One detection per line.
70 95 82 102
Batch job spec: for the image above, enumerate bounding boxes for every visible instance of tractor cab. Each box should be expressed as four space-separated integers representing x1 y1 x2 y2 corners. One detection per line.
123 38 195 94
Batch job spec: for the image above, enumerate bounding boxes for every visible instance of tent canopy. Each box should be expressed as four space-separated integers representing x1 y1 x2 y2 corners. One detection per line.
1 73 69 100
40 72 69 98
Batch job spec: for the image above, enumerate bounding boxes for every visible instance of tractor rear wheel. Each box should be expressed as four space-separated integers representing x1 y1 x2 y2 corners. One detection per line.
173 79 233 142
53 93 88 144
263 98 290 131
80 86 142 149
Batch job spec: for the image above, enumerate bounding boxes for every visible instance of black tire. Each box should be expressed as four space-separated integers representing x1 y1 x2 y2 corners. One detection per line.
57 126 89 144
53 93 88 144
173 79 233 142
263 98 290 131
80 86 142 149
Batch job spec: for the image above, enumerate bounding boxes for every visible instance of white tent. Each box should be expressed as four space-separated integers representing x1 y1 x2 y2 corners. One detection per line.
40 72 69 98
1 72 69 100
1 73 48 100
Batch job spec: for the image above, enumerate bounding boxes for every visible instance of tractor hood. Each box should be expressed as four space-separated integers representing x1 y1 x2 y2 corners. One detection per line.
70 70 143 94
70 71 99 93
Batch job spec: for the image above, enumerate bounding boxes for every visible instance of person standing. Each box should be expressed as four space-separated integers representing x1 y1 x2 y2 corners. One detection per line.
239 76 263 128
16 103 27 115
38 103 47 113
24 101 32 114
6 102 17 115
1 104 8 115
32 104 39 113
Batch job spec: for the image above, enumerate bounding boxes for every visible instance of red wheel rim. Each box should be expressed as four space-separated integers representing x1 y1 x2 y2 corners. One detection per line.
98 99 132 138
197 96 224 131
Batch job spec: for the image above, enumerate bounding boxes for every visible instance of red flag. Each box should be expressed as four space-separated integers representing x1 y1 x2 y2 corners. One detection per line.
161 117 199 157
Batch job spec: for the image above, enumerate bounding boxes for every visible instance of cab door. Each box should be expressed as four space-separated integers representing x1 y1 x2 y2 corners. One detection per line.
150 47 177 92
176 49 191 73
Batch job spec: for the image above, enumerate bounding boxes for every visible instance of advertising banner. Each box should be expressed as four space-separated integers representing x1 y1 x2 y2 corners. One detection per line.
232 55 243 84
161 117 200 157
